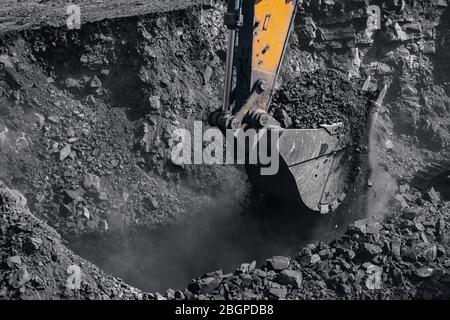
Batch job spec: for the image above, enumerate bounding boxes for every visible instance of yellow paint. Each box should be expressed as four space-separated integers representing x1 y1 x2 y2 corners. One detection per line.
253 0 295 75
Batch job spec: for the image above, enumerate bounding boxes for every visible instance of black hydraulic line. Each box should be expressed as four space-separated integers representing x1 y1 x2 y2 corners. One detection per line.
222 0 242 112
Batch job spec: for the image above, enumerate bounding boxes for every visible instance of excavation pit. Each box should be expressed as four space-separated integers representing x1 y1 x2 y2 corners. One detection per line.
0 3 369 293
0 0 449 300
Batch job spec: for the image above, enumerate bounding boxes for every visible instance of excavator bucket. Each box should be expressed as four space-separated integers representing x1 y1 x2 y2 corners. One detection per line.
218 0 357 214
246 125 354 214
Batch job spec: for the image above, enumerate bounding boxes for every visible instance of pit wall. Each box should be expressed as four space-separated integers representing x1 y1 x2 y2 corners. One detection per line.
286 0 449 168
282 0 449 216
0 2 248 239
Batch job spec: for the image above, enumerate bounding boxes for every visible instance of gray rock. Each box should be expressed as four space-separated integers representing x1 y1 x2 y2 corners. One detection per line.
366 221 383 235
9 266 31 289
174 290 185 300
402 208 419 221
347 220 367 235
189 277 220 295
391 240 402 261
276 270 303 289
6 255 22 267
7 189 27 207
426 188 441 204
415 267 434 278
26 237 43 251
90 75 102 88
417 243 437 262
268 287 287 299
203 66 213 85
65 78 82 89
166 289 175 299
59 145 71 161
297 253 321 266
84 173 101 193
402 247 418 262
360 243 383 258
146 95 161 112
392 268 405 285
266 256 290 271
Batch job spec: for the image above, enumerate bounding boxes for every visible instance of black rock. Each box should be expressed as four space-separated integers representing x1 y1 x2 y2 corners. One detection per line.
276 270 303 289
360 243 383 258
266 256 290 271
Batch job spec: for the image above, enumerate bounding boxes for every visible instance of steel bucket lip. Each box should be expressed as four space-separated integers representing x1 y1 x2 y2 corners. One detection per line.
245 124 355 214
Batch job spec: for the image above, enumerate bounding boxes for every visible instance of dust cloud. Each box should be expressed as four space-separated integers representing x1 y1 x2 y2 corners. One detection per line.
70 174 369 292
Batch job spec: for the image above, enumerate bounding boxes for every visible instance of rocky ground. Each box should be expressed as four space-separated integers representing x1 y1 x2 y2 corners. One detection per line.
0 181 145 300
183 191 450 300
0 0 449 300
2 168 449 300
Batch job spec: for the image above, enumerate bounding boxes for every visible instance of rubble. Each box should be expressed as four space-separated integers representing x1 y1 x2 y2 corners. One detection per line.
0 182 144 299
276 270 303 289
177 197 450 300
427 188 441 204
59 145 72 161
1 175 449 300
271 69 370 131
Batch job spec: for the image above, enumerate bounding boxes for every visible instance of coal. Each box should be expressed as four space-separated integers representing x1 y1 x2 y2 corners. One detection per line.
270 68 373 182
173 196 450 300
276 270 303 289
272 69 369 129
360 243 383 258
268 287 287 299
266 256 290 271
426 188 441 204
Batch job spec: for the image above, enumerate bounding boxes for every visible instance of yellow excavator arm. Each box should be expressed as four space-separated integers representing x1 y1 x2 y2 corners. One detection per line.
216 0 297 128
251 0 296 92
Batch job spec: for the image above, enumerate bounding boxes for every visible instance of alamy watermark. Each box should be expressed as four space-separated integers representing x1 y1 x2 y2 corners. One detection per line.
170 122 280 176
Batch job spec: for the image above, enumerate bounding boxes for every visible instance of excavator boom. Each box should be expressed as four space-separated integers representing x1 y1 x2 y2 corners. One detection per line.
210 0 356 214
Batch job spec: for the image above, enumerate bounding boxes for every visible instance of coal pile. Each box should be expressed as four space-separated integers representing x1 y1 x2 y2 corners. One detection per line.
271 69 370 131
